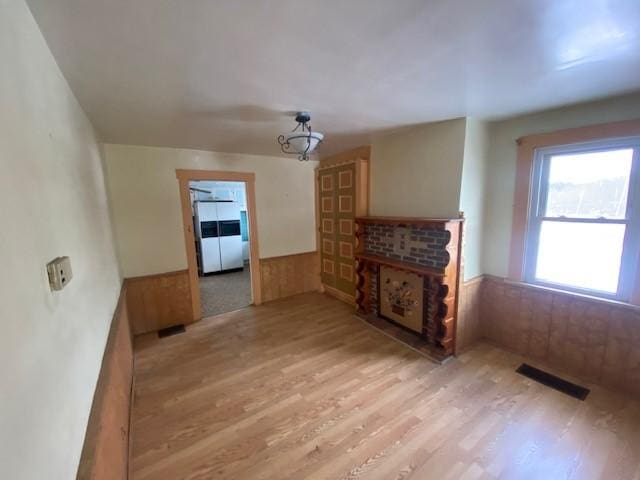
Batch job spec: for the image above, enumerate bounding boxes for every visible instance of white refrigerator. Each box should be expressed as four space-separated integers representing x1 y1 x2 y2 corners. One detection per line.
194 201 243 274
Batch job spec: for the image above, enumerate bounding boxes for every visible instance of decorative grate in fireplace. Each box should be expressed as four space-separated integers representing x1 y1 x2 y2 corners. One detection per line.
379 266 424 333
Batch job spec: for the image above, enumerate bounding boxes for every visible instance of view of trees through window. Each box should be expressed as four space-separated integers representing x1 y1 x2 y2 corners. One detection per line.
545 149 631 219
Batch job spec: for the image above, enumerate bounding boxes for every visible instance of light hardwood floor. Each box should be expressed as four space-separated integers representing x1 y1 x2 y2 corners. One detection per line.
132 293 640 480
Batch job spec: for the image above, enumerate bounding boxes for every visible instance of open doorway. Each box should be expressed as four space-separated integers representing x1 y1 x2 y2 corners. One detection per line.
176 169 261 323
190 180 252 317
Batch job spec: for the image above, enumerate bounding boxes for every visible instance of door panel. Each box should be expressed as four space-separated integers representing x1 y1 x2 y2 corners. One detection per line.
201 237 221 273
220 236 243 270
335 164 356 296
319 168 336 287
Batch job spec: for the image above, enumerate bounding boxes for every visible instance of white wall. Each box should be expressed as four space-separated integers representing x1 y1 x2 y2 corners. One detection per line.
370 118 466 218
0 1 122 479
103 144 318 277
459 118 490 280
483 93 640 277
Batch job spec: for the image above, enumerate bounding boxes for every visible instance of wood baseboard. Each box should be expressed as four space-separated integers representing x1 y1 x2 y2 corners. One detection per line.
481 275 640 397
260 251 321 302
77 285 133 480
455 274 640 396
125 269 193 335
457 275 485 353
127 374 136 480
323 284 356 305
125 257 323 335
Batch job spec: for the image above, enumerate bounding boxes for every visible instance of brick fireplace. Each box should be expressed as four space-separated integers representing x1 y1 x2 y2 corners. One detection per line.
354 216 463 359
363 223 451 269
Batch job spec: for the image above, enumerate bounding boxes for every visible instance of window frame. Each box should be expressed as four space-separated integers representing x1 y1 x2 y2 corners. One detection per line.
524 136 640 301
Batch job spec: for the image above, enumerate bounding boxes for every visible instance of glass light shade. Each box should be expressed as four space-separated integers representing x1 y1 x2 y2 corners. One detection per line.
283 132 324 155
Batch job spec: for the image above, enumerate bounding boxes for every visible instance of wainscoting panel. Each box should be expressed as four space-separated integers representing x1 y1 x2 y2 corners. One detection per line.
481 276 640 397
125 270 193 335
77 287 133 480
456 276 483 352
260 251 321 303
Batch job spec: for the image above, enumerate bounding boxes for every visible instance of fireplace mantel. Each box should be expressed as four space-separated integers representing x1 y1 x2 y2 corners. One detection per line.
355 252 445 278
355 216 463 228
354 216 463 358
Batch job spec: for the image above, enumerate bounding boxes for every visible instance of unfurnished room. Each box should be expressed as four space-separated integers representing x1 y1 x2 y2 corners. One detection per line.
2 1 640 479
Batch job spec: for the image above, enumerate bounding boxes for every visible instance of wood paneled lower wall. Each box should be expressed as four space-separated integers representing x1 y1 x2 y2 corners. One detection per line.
77 287 133 480
457 276 483 352
125 270 193 335
458 275 640 397
259 251 321 303
125 258 321 335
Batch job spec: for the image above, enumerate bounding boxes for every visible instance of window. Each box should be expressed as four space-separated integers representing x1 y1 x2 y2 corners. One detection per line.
525 137 640 300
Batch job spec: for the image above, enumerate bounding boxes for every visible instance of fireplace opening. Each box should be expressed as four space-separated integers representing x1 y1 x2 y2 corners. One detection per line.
379 266 425 334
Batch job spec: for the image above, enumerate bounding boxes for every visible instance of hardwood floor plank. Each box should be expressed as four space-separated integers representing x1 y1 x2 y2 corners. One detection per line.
131 292 640 480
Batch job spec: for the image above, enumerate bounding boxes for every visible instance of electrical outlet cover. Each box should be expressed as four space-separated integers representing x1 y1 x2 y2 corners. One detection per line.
46 256 73 291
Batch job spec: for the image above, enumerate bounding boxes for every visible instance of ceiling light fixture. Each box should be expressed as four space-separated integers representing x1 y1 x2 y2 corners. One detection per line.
277 112 324 161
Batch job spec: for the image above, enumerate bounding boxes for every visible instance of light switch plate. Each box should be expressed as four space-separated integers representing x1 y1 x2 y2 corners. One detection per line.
47 256 73 291
393 227 411 256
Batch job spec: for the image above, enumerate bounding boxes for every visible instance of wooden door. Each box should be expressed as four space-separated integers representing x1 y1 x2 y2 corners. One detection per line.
318 164 356 297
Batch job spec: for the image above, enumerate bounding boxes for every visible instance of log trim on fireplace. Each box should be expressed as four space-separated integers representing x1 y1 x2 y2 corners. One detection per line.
354 216 463 358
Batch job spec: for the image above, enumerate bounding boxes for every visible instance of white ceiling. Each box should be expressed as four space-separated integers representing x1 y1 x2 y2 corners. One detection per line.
26 0 640 158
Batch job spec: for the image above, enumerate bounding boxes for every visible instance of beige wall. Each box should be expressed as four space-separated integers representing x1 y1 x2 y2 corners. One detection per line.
0 1 121 479
370 118 466 218
103 144 318 277
483 93 640 277
369 94 640 279
459 118 490 280
369 117 488 280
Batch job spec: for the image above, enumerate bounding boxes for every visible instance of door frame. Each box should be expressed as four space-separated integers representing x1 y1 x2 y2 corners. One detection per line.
176 169 261 322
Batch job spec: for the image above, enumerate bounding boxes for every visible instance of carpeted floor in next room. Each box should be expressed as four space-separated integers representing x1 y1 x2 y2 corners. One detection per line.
199 266 252 318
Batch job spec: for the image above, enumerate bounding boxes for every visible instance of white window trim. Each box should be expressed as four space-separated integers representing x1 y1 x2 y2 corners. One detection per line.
524 136 640 301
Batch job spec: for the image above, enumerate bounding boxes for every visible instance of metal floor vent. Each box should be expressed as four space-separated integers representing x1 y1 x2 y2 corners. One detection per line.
516 363 590 400
158 324 186 338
